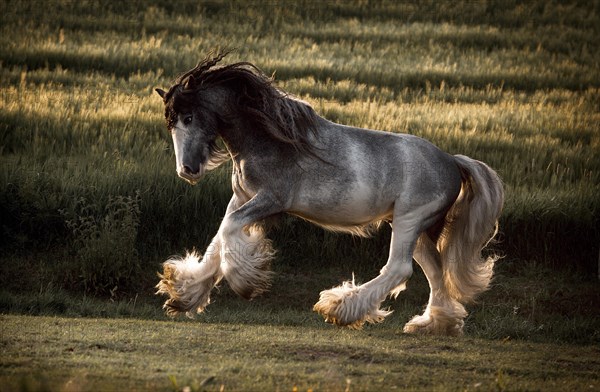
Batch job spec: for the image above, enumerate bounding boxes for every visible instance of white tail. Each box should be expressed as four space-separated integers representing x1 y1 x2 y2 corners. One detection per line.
438 155 504 303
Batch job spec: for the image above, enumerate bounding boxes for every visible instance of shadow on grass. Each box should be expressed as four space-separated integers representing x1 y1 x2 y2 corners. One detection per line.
1 257 598 346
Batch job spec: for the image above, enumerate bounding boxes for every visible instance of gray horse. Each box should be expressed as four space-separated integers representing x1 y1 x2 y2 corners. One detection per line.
155 52 504 335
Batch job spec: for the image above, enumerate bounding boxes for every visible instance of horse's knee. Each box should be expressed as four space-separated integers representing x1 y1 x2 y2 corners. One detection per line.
381 262 413 283
218 218 243 244
217 219 274 299
219 219 234 238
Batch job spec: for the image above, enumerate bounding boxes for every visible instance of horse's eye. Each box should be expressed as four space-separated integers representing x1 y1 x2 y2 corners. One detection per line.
183 115 193 125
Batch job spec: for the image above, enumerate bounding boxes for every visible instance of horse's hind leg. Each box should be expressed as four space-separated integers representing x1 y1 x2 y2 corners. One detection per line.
314 201 433 329
403 233 467 336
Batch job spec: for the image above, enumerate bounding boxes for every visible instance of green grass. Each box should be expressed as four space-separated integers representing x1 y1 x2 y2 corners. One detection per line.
2 260 599 345
1 1 598 277
1 313 599 391
0 1 599 389
1 260 599 390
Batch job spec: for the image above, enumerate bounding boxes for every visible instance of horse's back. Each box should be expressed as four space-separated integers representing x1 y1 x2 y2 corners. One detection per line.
326 123 462 202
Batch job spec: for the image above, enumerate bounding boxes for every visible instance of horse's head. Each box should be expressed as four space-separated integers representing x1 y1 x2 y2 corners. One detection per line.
155 75 221 185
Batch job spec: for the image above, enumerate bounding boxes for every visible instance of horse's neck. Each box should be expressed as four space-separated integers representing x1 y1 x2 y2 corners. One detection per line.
219 124 244 156
217 98 329 161
219 122 274 159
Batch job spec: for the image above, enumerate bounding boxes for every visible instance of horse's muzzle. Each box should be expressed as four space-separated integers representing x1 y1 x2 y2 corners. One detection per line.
177 165 205 185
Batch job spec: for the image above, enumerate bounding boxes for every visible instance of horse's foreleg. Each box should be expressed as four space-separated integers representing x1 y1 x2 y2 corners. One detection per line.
314 204 424 329
156 196 240 317
219 193 281 299
403 234 467 336
156 237 222 317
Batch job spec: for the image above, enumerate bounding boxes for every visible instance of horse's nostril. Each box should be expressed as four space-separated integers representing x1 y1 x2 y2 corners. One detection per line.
182 165 199 175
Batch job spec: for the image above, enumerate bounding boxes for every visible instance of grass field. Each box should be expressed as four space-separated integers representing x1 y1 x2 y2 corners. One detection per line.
1 0 599 390
2 314 599 391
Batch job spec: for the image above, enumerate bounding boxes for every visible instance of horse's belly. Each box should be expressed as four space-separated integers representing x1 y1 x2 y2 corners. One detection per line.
289 183 394 229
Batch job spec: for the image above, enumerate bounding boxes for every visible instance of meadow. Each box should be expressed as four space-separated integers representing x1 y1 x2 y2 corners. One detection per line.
1 0 599 390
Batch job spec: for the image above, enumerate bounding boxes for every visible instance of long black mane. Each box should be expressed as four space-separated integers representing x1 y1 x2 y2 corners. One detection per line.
164 51 320 155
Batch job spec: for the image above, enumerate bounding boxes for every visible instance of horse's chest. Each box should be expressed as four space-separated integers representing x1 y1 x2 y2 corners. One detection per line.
231 167 256 200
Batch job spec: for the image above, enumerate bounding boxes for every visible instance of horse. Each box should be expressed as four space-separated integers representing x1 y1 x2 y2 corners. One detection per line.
154 52 504 336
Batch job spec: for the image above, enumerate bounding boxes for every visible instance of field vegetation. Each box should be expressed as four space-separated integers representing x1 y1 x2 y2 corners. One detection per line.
1 1 599 390
2 314 600 391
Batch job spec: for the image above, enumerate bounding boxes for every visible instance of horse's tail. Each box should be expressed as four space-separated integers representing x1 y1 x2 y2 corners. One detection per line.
438 155 504 304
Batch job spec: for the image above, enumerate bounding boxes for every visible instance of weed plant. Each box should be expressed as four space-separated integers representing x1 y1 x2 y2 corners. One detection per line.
60 193 141 294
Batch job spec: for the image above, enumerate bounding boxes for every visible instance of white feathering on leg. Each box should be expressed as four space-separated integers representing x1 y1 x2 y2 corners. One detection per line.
313 274 393 329
220 225 275 299
156 250 222 317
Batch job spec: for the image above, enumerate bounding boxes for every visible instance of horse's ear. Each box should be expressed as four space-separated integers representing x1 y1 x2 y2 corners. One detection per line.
184 75 196 90
155 88 166 99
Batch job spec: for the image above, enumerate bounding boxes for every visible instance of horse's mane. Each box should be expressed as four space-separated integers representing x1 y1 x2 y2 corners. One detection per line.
166 51 320 156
